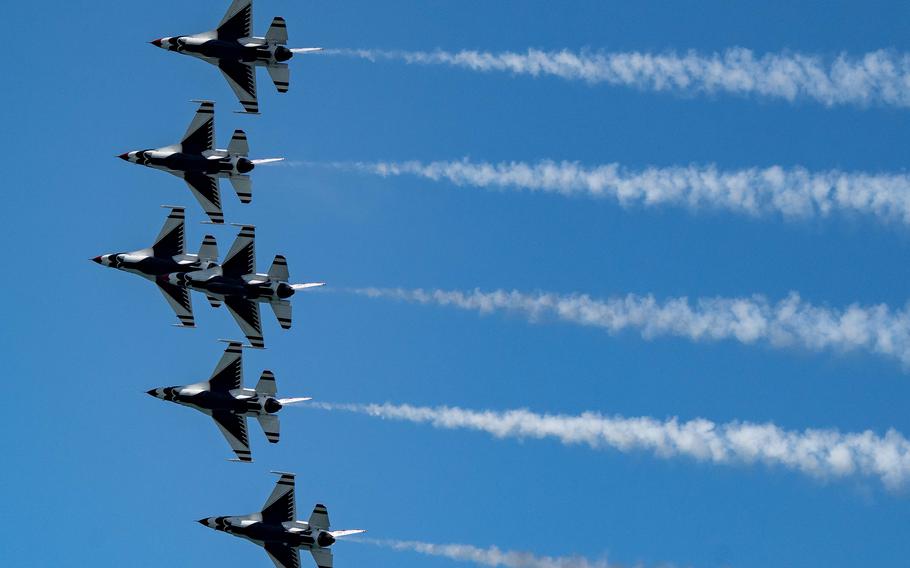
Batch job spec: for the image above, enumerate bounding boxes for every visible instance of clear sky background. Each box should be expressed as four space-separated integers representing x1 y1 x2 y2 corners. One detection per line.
4 1 910 567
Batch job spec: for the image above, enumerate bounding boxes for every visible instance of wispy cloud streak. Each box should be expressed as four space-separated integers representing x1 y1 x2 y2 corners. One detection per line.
325 47 910 107
351 287 910 366
326 159 910 224
365 538 617 568
317 402 910 489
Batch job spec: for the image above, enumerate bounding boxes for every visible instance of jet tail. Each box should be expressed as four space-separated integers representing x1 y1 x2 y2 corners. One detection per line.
265 16 288 44
198 234 219 261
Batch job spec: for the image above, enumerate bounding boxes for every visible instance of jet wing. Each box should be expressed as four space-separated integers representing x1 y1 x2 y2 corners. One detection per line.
206 341 243 392
310 548 333 568
224 296 264 348
264 543 301 568
155 279 195 328
211 409 252 462
181 101 215 154
219 59 259 114
261 472 296 523
222 225 255 277
152 206 185 258
182 172 224 224
217 0 252 41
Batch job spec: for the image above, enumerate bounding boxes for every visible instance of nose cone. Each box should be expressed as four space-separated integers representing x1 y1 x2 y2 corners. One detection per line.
197 518 212 527
150 38 163 47
146 388 160 398
91 255 102 264
117 152 130 161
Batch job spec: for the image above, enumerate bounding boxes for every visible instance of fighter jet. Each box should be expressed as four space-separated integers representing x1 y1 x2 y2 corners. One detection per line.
199 472 365 568
92 205 219 328
161 224 324 348
118 100 282 224
150 0 323 114
147 341 310 462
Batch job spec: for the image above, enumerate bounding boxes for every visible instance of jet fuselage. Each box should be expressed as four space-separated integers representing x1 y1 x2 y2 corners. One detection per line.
203 516 335 550
150 386 283 416
166 271 296 303
94 252 209 279
121 149 254 177
154 35 293 66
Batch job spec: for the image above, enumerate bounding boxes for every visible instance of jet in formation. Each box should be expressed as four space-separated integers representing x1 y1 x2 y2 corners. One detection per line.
162 224 325 348
199 472 365 568
92 206 219 327
150 0 323 114
118 100 283 224
147 341 310 462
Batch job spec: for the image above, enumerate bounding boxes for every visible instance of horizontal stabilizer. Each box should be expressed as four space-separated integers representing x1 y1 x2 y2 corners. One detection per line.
255 370 277 395
291 282 325 290
227 129 249 156
198 234 219 261
267 64 290 93
268 255 289 282
230 175 252 204
309 504 330 530
251 157 284 165
311 548 333 568
270 300 292 330
257 414 280 444
290 47 324 54
265 16 288 44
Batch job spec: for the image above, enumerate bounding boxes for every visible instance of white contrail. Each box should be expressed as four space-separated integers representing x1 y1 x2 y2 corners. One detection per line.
316 402 910 489
364 538 618 568
324 47 910 107
351 287 910 366
328 159 910 224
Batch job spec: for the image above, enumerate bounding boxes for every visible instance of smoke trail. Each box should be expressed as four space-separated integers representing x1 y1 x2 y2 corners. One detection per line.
325 47 910 108
323 159 910 225
365 538 619 568
350 287 910 367
316 402 910 489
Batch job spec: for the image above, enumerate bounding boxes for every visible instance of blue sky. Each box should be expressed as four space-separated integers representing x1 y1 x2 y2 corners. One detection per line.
4 1 910 567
